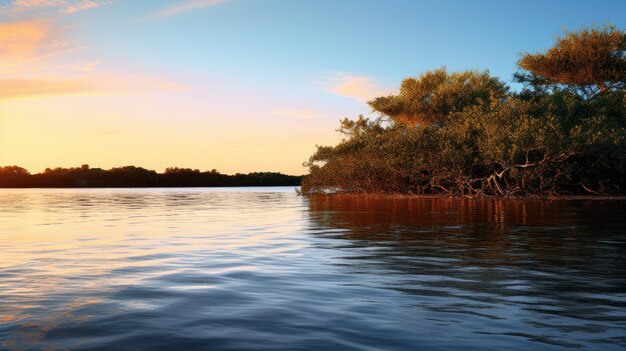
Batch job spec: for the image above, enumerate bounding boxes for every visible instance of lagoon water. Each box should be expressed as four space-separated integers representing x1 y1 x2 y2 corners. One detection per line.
0 187 625 350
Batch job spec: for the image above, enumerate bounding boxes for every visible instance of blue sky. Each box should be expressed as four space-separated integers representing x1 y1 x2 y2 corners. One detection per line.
79 0 623 83
1 0 624 174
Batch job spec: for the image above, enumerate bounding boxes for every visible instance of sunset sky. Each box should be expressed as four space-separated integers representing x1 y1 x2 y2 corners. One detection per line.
1 0 624 175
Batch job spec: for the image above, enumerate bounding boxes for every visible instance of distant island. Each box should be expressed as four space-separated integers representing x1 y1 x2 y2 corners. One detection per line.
302 24 626 197
0 165 302 188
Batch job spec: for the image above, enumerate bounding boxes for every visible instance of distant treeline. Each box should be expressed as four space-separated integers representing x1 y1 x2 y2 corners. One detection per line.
0 165 302 188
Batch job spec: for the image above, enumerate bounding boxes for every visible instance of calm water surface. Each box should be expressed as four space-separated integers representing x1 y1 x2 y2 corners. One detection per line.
0 188 625 350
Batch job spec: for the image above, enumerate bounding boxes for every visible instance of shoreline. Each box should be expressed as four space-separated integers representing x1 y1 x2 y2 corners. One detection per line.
305 193 626 201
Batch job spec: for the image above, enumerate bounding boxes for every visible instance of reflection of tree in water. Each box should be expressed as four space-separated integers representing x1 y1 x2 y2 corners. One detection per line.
306 196 626 348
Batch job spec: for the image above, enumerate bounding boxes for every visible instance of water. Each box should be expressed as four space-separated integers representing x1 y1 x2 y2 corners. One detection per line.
0 188 625 351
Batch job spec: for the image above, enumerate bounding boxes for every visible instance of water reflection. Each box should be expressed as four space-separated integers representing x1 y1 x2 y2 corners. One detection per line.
307 196 626 350
0 189 624 350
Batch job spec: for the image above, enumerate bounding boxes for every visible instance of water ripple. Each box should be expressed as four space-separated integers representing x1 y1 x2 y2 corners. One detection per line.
0 188 625 350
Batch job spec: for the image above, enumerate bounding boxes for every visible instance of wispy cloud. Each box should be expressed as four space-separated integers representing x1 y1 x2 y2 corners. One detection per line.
0 78 90 100
73 60 101 72
0 20 89 78
269 108 325 120
0 74 185 101
59 0 116 14
0 20 50 60
0 20 77 73
0 0 116 16
94 74 187 95
324 73 393 102
145 0 232 20
0 19 183 101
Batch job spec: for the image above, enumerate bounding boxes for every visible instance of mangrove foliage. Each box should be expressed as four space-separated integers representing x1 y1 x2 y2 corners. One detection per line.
302 24 626 196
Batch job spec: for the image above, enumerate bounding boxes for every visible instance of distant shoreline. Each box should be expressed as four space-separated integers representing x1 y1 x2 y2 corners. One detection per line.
0 165 303 188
